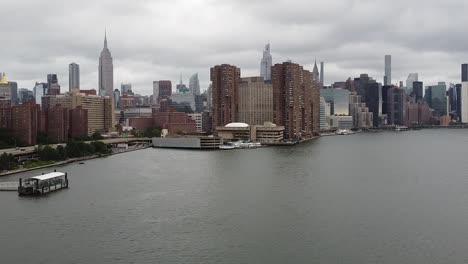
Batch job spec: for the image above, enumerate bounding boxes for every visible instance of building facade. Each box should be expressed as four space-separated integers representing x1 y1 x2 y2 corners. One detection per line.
387 87 407 126
462 64 468 82
46 104 69 143
11 101 40 146
461 82 468 123
42 92 113 135
237 76 273 126
69 106 88 139
319 97 331 130
425 82 447 116
211 64 241 128
320 87 350 115
272 61 319 140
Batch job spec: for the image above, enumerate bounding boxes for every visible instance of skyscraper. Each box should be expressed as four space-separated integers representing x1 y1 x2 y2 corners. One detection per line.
426 82 447 116
211 64 240 127
272 61 320 140
461 82 468 123
69 62 80 92
406 73 418 92
384 55 391 85
99 32 114 97
412 81 423 102
387 87 406 125
260 43 272 81
121 83 132 95
320 61 324 87
462 64 468 82
189 73 201 95
46 74 60 95
157 80 172 100
312 60 319 82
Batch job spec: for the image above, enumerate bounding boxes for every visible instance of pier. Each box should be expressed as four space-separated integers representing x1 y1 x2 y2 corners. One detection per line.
0 182 19 191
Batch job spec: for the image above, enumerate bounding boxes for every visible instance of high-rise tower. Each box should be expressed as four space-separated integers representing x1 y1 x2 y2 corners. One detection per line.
211 64 240 127
189 73 200 95
312 60 319 82
69 62 80 92
320 61 324 87
260 43 272 81
384 55 391 85
99 32 114 97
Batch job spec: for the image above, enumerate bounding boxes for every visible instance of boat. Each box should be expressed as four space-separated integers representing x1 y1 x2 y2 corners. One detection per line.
219 145 235 150
79 162 85 165
394 126 409 131
335 129 353 135
18 171 68 196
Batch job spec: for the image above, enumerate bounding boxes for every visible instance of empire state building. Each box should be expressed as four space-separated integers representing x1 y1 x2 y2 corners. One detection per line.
99 32 114 97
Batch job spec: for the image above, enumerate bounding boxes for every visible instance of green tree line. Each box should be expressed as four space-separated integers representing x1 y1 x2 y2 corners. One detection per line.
35 141 111 162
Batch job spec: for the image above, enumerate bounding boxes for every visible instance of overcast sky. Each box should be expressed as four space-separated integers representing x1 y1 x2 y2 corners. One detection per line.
1 0 467 94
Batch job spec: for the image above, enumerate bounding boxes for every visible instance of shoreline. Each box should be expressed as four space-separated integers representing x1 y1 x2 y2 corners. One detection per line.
0 146 150 177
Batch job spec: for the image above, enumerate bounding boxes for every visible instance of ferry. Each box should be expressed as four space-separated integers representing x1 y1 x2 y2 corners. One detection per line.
18 171 68 196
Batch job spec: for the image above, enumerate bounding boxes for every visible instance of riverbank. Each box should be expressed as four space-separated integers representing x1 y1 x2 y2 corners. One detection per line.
0 145 150 177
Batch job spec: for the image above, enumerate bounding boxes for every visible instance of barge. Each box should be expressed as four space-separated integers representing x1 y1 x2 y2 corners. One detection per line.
18 171 68 196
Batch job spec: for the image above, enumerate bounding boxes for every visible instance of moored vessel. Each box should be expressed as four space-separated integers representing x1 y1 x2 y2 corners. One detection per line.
18 171 68 196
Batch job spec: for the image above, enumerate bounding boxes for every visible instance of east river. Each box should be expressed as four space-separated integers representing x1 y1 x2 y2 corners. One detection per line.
1 129 468 263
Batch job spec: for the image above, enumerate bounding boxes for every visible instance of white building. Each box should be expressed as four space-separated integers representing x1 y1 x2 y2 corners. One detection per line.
153 81 160 105
461 82 468 123
328 116 353 129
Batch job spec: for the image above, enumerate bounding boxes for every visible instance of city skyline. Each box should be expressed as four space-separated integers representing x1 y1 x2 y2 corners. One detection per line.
1 0 468 94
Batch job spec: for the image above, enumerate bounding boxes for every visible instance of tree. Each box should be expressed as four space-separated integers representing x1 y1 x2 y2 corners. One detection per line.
0 128 16 149
91 131 104 140
144 127 162 138
37 132 49 145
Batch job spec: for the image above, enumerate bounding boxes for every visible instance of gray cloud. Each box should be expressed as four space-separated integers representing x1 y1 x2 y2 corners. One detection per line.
0 0 467 95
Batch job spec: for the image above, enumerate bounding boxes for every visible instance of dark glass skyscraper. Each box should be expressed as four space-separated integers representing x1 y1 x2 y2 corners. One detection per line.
462 64 468 82
413 81 423 102
381 85 392 115
425 82 447 116
456 83 462 120
354 74 380 127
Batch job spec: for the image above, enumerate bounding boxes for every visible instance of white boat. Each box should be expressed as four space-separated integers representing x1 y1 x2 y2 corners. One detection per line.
395 126 409 131
336 129 353 135
219 145 235 150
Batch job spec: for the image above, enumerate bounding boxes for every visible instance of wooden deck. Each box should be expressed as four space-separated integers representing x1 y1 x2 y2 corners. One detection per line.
0 182 19 191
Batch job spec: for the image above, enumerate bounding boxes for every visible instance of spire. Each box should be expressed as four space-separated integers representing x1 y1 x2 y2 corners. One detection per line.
180 73 183 85
104 29 108 48
0 72 8 84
